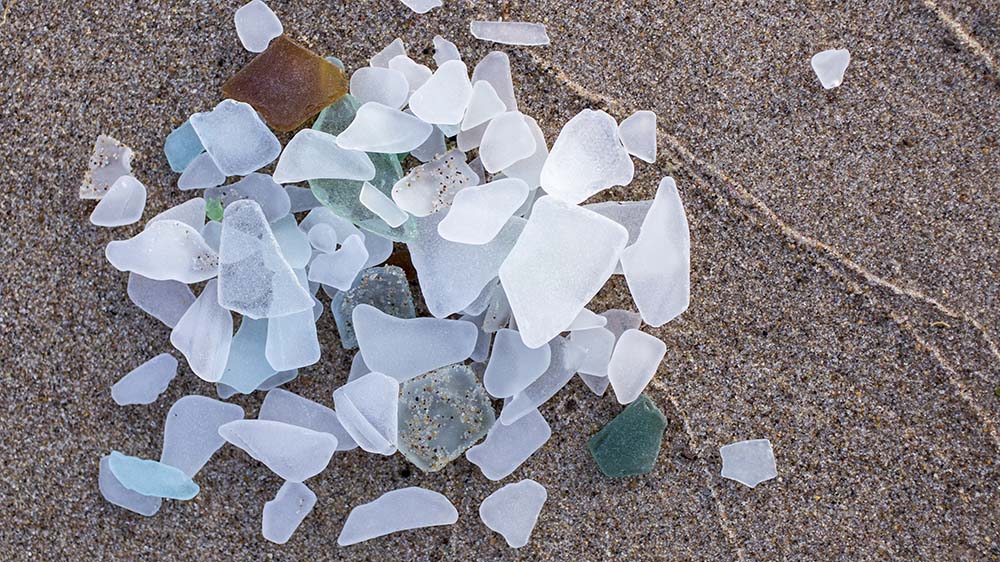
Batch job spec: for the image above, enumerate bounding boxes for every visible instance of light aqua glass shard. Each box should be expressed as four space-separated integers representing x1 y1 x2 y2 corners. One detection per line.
98 455 162 516
107 451 199 500
398 363 495 472
164 120 204 173
218 317 276 394
309 95 416 242
331 265 416 350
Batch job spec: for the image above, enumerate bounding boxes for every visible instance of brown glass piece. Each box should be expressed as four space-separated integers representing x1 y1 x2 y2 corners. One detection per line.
223 36 348 132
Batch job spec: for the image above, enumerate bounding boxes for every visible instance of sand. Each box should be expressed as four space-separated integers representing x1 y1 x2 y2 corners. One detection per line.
0 0 997 560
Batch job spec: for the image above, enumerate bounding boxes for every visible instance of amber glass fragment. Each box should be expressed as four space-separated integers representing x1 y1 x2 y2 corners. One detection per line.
223 36 348 132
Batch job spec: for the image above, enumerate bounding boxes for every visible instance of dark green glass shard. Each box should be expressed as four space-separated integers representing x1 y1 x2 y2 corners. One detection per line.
588 394 667 478
309 95 416 242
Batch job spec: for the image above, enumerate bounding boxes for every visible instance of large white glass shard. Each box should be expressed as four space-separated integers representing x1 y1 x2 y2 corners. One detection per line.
308 234 369 291
360 182 409 228
190 99 281 176
720 439 778 488
483 329 551 398
620 177 690 326
90 175 146 227
466 409 550 480
235 0 283 53
178 152 227 191
218 317 276 394
106 220 218 283
370 38 405 68
169 280 233 382
540 109 635 204
470 21 550 46
265 307 321 371
570 326 615 377
98 455 162 516
499 337 586 425
349 67 410 110
498 196 628 348
111 353 178 406
149 197 206 230
607 329 666 404
160 395 244 477
218 419 338 482
811 49 850 89
218 200 313 319
409 213 525 317
336 102 433 153
273 129 375 184
271 215 311 269
262 481 316 544
126 273 195 328
332 372 399 455
617 110 657 163
480 112 536 173
337 487 458 546
472 51 517 111
461 81 506 131
503 115 547 189
391 148 477 218
206 174 291 223
388 55 432 95
353 304 478 380
479 480 547 548
259 388 357 451
437 178 529 245
433 35 461 66
408 60 473 126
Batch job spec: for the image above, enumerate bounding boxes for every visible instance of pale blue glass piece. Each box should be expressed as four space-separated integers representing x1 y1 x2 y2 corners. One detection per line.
107 451 199 500
164 120 205 173
218 318 276 394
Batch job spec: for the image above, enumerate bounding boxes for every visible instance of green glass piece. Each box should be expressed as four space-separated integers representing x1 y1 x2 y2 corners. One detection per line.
398 364 496 472
309 95 417 242
588 394 667 478
205 197 224 222
332 265 416 350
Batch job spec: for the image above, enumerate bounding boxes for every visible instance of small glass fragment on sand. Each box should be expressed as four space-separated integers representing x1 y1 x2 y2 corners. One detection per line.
470 21 550 46
811 48 850 89
607 329 666 404
720 438 778 488
90 175 146 227
466 408 550 480
160 395 244 477
108 451 199 500
111 353 178 406
234 0 283 53
262 481 316 544
588 394 667 478
218 419 338 482
337 487 458 546
273 129 376 184
81 135 133 199
617 110 657 163
398 0 442 14
479 479 547 548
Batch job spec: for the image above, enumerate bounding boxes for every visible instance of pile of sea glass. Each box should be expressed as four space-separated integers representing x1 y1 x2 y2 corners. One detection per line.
84 1 775 548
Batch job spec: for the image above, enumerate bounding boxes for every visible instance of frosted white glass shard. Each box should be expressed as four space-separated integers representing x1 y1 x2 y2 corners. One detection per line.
432 35 461 66
81 134 133 199
566 308 607 331
149 197 206 230
274 129 376 184
461 81 506 131
90 175 146 227
106 220 218 283
178 152 227 191
370 38 406 68
308 234 369 291
480 112 536 173
360 182 409 228
479 479 547 548
271 215 312 269
391 148 477 218
111 353 178 406
472 52 517 111
437 178 529 245
617 110 657 163
336 103 433 153
265 307 321 371
470 21 550 46
483 329 551 398
607 329 666 404
540 109 635 204
811 49 850 89
570 326 615 376
259 388 357 451
98 455 162 516
409 60 473 126
206 174 291 224
332 372 399 455
235 0 283 53
503 115 547 189
262 481 316 544
169 280 233 382
349 67 410 110
126 273 196 328
218 419 338 482
720 439 778 488
466 408 550 480
388 54 432 95
399 0 442 14
499 337 586 425
160 395 244 477
338 487 458 546
190 99 281 176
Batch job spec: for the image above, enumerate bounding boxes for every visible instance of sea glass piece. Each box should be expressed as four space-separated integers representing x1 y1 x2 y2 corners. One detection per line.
164 120 204 173
473 51 517 111
307 223 338 254
160 395 244 477
206 173 291 222
470 21 550 46
617 110 656 163
108 451 199 500
370 38 406 68
331 265 415 350
149 197 206 229
607 329 665 404
409 60 473 126
337 487 458 546
466 408 550 480
353 304 478 381
409 212 525 317
499 196 628 348
276 129 376 185
588 394 667 477
499 337 585 425
348 352 369 383
219 420 338 482
81 135 133 199
257 369 299 391
309 234 369 290
566 308 607 331
90 175 145 227
720 439 778 488
287 186 321 212
271 215 311 268
360 182 409 228
399 0 441 13
391 148 477 217
178 152 227 190
235 0 283 53
205 198 224 223
300 206 363 247
540 109 635 204
502 115 547 189
620 177 690 326
584 200 652 249
438 178 529 245
98 455 162 516
600 309 642 338
484 329 550 398
265 307 321 371
170 280 233 382
570 327 615 377
350 66 410 109
461 81 506 131
332 372 399 455
479 480 547 548
337 102 433 153
480 112 536 173
223 36 348 132
190 99 282 175
218 200 313 318
259 388 357 451
811 49 850 89
263 481 316 544
127 273 195 328
217 318 276 394
389 56 432 98
410 125 446 162
111 353 178 406
433 35 461 66
398 364 495 472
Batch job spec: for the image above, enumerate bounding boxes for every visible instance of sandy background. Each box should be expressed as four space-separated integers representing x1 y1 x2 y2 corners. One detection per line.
1 0 998 560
